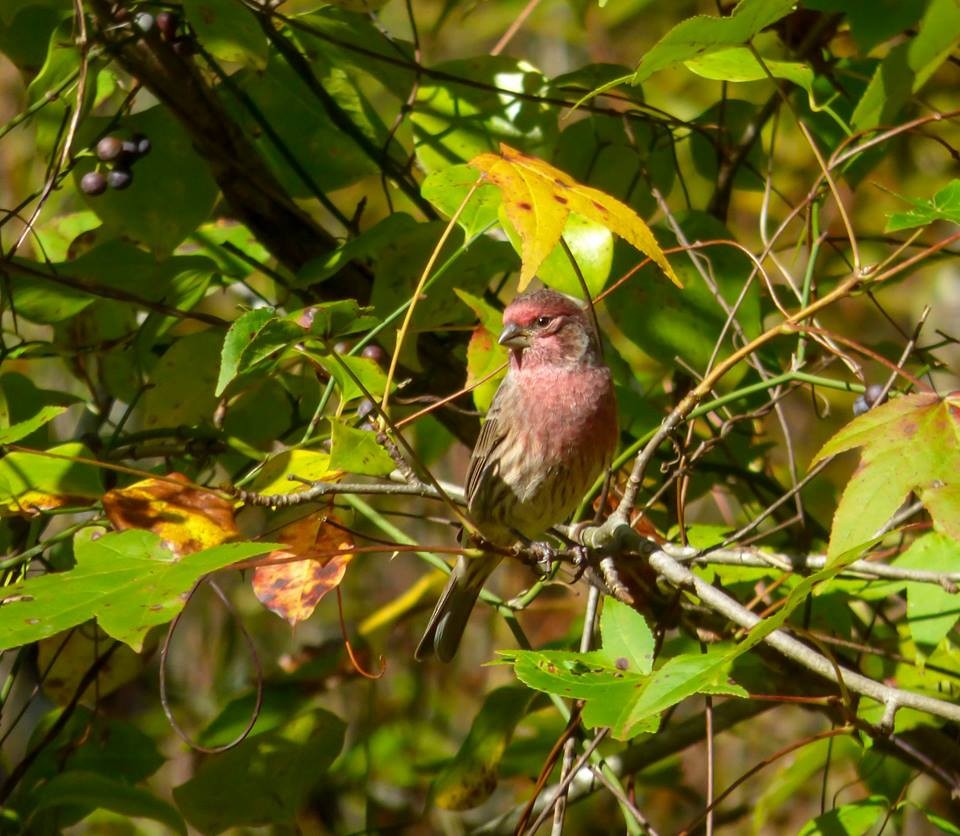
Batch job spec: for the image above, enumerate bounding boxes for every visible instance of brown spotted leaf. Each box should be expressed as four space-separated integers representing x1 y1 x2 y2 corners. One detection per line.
103 473 237 557
469 143 681 291
252 513 355 626
813 391 960 558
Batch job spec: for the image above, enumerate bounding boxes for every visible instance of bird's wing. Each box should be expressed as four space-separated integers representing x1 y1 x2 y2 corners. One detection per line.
464 385 510 505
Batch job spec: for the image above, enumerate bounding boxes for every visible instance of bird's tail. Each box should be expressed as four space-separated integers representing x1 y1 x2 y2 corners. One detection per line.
415 555 501 662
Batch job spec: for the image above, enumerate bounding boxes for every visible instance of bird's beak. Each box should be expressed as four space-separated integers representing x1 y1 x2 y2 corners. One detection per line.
498 322 530 349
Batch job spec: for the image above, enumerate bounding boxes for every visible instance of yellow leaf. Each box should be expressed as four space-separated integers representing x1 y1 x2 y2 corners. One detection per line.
103 473 237 557
469 143 681 291
252 512 354 627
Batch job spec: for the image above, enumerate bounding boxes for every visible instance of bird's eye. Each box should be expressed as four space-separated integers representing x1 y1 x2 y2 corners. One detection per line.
535 316 552 327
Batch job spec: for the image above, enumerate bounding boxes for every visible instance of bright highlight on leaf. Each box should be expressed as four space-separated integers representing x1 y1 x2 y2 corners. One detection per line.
813 391 960 558
252 512 355 626
469 143 681 292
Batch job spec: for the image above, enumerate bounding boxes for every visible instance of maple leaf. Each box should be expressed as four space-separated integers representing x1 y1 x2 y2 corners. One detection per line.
252 512 355 627
103 473 237 557
813 391 960 558
469 143 681 291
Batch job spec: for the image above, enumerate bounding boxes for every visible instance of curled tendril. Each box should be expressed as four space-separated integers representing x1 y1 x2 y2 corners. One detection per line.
336 586 385 680
159 577 263 754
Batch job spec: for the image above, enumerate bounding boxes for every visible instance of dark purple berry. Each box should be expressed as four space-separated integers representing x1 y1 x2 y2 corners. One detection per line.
156 11 178 39
864 383 886 406
333 340 351 355
80 171 107 196
134 12 155 32
96 136 123 162
119 140 140 162
360 343 387 365
133 134 151 156
107 168 133 190
357 399 375 420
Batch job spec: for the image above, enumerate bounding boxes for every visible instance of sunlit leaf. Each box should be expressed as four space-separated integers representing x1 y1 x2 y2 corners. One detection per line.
852 0 960 130
813 392 960 558
455 289 507 412
469 143 680 291
252 512 354 626
505 599 738 739
797 796 887 835
329 421 395 476
0 442 102 515
0 530 277 652
248 449 343 497
103 473 238 557
632 0 796 83
885 179 960 232
0 405 67 444
183 0 268 69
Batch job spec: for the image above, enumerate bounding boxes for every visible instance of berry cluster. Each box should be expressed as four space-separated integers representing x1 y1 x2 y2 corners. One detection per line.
80 133 151 196
132 8 193 56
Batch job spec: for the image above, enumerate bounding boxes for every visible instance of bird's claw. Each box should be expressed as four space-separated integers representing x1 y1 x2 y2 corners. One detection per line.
526 540 557 579
569 544 590 583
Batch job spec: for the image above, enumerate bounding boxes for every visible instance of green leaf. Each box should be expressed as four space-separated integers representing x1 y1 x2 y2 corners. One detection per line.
597 598 655 675
27 772 186 835
18 708 164 802
73 107 219 257
412 56 558 175
248 449 341 496
173 708 345 834
183 0 267 69
851 0 960 130
228 53 382 195
369 222 515 339
0 442 102 514
500 207 614 297
216 308 279 396
812 392 960 557
297 214 420 286
506 600 744 740
804 0 926 53
605 211 761 384
553 115 674 220
885 179 960 232
797 796 888 835
455 289 508 412
329 421 395 476
296 8 416 100
0 406 67 444
0 530 277 651
316 354 391 404
432 686 536 810
141 329 223 430
297 299 379 340
632 0 796 83
421 165 502 243
897 533 960 650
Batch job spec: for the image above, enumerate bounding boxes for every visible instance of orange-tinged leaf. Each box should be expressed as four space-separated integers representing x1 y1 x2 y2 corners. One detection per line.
469 143 681 291
252 513 354 626
812 391 960 558
103 473 237 557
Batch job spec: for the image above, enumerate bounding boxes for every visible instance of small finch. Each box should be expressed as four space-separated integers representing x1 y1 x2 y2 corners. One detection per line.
416 289 618 661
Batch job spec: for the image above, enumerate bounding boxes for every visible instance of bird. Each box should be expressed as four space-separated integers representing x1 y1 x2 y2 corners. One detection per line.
415 288 618 662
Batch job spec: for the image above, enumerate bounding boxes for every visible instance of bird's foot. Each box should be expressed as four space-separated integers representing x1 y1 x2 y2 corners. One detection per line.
524 540 557 579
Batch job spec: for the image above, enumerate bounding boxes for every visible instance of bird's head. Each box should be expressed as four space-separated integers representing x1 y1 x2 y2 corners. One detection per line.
499 289 600 369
